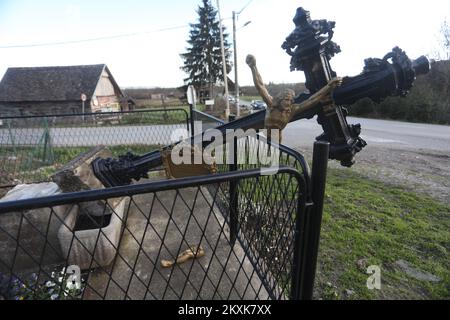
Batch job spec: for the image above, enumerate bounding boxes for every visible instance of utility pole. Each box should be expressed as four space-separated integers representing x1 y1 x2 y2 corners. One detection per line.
216 0 230 120
233 11 241 118
232 1 252 118
233 11 239 118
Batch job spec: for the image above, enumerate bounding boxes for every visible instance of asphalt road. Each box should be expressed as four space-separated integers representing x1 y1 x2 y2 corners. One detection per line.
283 116 450 152
284 116 450 202
2 114 448 153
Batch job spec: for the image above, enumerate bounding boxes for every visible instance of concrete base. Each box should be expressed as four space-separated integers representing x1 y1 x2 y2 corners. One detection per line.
82 186 268 300
58 198 127 271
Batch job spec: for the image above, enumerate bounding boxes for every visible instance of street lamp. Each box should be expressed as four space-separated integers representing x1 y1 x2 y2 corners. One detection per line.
232 11 252 118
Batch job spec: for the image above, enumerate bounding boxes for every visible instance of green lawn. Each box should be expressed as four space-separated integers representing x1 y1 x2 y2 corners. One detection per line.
316 168 449 299
232 165 449 299
0 145 160 185
136 104 206 113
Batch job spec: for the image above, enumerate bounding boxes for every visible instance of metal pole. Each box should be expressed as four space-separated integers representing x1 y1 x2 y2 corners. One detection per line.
299 141 329 300
216 0 230 119
229 136 238 245
233 11 240 118
7 119 17 155
82 100 85 123
189 104 195 139
189 86 196 139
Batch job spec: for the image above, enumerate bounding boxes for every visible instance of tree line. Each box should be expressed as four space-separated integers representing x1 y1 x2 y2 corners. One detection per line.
349 60 450 124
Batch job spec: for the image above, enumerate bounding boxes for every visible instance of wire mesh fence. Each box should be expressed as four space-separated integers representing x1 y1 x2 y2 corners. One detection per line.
0 167 307 300
0 109 189 187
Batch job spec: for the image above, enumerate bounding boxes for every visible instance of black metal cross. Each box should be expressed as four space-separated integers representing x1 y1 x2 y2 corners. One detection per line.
282 7 430 166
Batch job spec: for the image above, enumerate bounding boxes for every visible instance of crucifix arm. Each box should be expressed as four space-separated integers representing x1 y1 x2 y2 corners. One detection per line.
246 55 273 106
291 77 343 119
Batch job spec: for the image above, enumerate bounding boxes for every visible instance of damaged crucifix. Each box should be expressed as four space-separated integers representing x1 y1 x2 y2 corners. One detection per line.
92 7 430 187
246 54 342 145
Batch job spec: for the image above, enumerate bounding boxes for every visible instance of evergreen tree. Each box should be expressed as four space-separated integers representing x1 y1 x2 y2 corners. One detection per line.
180 0 232 99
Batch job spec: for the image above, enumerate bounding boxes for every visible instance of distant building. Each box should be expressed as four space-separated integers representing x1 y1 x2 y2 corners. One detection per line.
150 93 164 100
0 64 134 117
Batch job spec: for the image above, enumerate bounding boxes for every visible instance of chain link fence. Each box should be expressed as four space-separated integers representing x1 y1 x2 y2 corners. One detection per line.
0 109 189 187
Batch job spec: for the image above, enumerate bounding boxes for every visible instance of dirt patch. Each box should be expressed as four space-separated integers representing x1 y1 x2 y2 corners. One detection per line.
345 146 449 203
295 145 450 204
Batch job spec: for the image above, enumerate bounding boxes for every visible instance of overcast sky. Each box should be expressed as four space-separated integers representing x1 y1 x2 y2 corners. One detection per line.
0 0 449 88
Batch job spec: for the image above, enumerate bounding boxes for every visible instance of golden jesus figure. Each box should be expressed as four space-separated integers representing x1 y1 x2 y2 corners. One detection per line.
246 54 342 144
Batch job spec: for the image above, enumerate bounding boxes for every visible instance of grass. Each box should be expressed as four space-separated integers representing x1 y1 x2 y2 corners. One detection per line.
136 104 206 112
119 109 190 125
1 108 192 128
0 145 160 185
51 145 158 162
316 168 449 300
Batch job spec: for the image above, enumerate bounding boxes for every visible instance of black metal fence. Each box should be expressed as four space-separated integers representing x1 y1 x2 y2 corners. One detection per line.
0 109 189 187
0 166 311 300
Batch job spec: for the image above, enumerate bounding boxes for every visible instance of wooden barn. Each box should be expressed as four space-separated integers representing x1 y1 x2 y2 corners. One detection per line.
0 64 134 117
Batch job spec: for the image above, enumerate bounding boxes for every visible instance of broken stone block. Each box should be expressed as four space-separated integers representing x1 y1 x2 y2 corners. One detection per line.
50 146 128 270
51 146 112 192
51 146 123 211
0 182 60 201
58 198 127 270
0 182 71 273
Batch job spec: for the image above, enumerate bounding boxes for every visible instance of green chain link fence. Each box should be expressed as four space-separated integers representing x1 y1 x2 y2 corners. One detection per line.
0 109 189 187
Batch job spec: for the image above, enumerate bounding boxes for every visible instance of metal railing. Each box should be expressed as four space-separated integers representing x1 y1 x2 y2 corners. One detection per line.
191 109 225 134
0 109 189 187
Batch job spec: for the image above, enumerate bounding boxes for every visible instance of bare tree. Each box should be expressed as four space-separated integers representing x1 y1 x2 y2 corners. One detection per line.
441 20 450 59
434 19 450 60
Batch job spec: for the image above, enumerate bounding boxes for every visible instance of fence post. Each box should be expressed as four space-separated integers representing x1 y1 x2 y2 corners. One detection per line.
7 119 17 155
42 117 50 163
229 136 238 246
189 104 195 139
298 140 329 300
185 110 191 134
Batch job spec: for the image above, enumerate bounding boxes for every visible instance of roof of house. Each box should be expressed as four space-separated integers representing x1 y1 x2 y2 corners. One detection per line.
0 64 123 102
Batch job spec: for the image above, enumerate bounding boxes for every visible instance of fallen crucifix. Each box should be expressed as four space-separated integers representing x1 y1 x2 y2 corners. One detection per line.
91 7 430 187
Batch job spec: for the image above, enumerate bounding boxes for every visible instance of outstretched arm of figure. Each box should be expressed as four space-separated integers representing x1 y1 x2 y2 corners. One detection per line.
246 54 273 107
290 77 343 119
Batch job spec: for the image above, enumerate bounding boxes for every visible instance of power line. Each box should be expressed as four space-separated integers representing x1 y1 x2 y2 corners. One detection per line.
237 0 253 15
0 24 190 49
0 17 235 49
0 25 189 49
